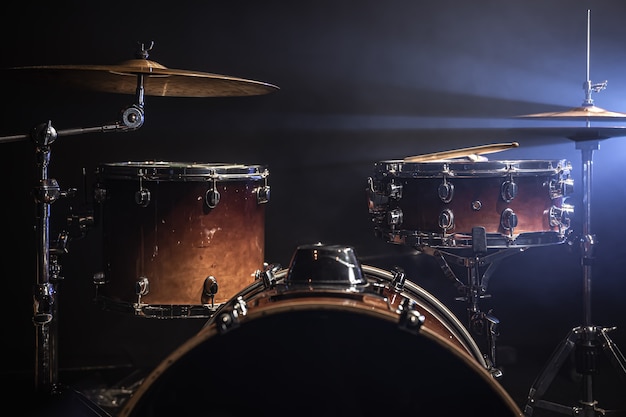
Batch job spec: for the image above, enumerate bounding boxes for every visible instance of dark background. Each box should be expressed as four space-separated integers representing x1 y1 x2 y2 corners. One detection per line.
2 0 626 415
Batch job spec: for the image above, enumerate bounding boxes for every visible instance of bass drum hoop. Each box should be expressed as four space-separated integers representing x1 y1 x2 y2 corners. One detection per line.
361 264 486 366
205 264 487 368
119 266 521 417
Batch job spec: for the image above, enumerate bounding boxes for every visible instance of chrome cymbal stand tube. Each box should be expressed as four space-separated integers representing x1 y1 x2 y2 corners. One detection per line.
523 10 626 416
0 92 145 399
523 139 626 417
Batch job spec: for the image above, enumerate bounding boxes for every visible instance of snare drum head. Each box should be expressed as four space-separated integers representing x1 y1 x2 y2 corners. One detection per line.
120 301 521 417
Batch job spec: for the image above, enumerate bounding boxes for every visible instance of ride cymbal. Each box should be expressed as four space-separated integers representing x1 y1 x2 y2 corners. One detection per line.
517 105 626 120
7 58 279 97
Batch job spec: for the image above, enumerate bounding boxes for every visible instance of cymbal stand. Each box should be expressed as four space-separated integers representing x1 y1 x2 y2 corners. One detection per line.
522 10 626 416
0 90 146 397
523 139 626 417
419 227 527 378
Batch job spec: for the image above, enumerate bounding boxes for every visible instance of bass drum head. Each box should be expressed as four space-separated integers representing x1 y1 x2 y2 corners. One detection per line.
120 300 521 416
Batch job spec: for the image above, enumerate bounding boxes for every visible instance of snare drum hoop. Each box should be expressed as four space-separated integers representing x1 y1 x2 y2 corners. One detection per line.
374 159 571 178
382 230 567 249
96 161 270 181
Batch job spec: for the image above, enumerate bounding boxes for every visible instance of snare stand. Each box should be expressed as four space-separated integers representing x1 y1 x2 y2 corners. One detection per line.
523 137 626 417
419 227 527 378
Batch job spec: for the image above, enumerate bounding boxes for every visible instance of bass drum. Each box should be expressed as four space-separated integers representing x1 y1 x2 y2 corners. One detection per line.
119 244 522 417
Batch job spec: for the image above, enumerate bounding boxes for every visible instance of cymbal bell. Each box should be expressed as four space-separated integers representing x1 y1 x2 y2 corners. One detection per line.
7 58 279 97
517 105 626 120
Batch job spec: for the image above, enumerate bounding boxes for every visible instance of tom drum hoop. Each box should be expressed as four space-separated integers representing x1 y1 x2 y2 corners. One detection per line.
367 159 573 249
93 161 270 318
119 244 522 417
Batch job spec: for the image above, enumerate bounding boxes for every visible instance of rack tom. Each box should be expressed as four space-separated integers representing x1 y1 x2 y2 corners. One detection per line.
93 161 270 318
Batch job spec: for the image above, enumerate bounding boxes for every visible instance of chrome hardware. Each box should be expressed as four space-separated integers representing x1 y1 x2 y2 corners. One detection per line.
205 178 221 209
134 188 151 207
550 177 574 199
216 296 248 334
205 188 220 208
93 271 106 285
201 276 219 305
471 200 482 211
386 208 403 227
257 184 270 204
390 266 406 293
438 178 454 203
438 208 454 231
255 263 281 288
135 277 150 297
500 208 518 233
93 185 107 203
398 298 425 335
386 180 402 199
549 204 574 229
500 178 518 202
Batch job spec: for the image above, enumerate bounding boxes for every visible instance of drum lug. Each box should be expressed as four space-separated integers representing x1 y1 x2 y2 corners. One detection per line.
550 177 574 199
255 263 281 288
500 178 518 203
134 188 151 207
386 180 402 199
205 188 221 208
93 185 107 203
500 208 518 235
438 208 454 232
216 296 247 334
93 271 107 285
135 276 150 297
366 177 389 215
201 276 219 306
390 266 406 292
386 208 403 227
549 204 573 229
438 179 454 203
398 298 425 335
256 185 270 204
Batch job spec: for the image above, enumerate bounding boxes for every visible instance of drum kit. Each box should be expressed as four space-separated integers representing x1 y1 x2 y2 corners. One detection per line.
2 18 626 415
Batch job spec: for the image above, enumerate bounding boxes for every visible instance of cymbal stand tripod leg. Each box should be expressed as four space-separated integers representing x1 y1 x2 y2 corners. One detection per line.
523 140 626 417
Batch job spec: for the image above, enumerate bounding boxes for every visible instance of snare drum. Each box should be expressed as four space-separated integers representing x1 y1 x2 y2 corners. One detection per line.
119 244 521 417
93 161 270 318
367 159 573 249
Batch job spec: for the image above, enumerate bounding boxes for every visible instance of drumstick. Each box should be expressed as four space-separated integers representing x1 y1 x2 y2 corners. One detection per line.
403 142 520 162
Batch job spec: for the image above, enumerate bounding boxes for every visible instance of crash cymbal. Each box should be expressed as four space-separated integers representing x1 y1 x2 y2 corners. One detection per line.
517 105 626 120
508 126 626 142
8 58 279 97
